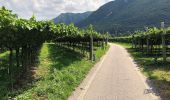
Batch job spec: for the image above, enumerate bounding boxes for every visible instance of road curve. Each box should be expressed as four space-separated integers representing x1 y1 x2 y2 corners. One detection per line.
68 44 160 100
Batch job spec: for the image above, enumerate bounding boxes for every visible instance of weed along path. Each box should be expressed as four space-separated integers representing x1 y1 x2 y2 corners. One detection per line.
69 44 160 100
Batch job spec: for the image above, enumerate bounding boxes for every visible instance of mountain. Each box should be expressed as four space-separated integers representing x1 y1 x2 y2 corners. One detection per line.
77 0 170 34
53 11 92 24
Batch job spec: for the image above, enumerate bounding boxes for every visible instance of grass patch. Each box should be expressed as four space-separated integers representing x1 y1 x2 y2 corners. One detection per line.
114 42 170 99
12 43 109 100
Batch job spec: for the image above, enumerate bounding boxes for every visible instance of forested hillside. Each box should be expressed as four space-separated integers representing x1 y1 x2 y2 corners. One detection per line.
78 0 170 34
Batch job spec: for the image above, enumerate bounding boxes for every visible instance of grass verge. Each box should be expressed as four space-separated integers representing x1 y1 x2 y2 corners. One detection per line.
11 43 109 100
114 42 170 99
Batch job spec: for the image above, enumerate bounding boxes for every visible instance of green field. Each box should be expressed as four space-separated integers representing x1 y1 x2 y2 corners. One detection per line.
0 43 109 100
114 42 170 99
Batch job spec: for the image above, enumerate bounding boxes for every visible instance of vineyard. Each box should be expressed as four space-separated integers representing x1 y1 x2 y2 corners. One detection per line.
111 23 170 63
0 7 109 99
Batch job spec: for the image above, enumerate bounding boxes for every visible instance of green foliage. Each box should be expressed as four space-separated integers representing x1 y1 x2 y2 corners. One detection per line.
111 26 170 45
0 6 110 99
0 6 110 50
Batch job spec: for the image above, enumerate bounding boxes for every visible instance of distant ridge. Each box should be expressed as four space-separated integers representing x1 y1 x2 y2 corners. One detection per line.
53 11 92 24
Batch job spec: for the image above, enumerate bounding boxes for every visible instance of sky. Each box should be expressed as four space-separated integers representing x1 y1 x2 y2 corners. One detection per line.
0 0 113 20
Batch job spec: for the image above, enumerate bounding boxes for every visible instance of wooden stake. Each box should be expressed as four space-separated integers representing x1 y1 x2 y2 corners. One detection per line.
90 36 93 61
161 22 167 62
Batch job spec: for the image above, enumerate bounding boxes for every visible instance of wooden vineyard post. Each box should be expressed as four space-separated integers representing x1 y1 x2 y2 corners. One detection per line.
105 32 109 46
145 27 150 54
154 36 158 64
161 22 167 62
134 38 137 49
146 36 150 54
105 37 108 46
9 49 14 92
106 35 109 45
132 34 134 49
90 35 93 61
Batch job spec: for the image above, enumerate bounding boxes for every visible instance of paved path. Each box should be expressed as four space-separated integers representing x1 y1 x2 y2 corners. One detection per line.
69 44 160 100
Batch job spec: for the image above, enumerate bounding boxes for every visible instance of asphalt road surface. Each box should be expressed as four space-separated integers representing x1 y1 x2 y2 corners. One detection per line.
69 44 160 100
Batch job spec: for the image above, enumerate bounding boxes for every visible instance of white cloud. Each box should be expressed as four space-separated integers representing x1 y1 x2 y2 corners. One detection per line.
0 0 113 20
